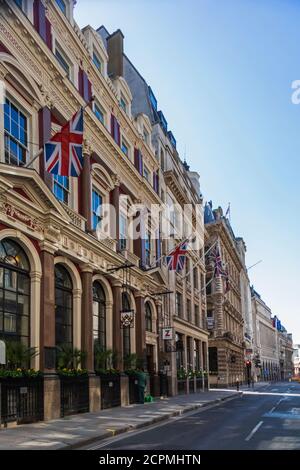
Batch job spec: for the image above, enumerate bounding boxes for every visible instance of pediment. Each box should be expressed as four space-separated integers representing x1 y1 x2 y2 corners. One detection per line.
0 164 71 224
148 266 168 286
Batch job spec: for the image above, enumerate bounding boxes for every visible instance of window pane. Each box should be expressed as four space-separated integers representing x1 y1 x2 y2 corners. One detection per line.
4 290 17 313
19 314 29 337
18 274 30 294
56 0 66 15
121 141 128 156
94 105 104 123
4 270 17 291
64 292 72 311
4 103 10 131
4 312 17 333
17 295 29 316
93 52 101 71
55 49 69 76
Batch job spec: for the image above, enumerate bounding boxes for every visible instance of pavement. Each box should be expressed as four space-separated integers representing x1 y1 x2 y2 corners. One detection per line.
87 381 300 451
0 389 242 450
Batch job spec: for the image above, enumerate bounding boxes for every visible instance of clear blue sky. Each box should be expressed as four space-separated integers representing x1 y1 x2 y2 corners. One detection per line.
75 0 300 343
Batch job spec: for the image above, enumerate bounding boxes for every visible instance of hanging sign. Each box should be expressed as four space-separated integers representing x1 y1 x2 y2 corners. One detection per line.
120 309 135 328
0 340 5 365
162 327 173 340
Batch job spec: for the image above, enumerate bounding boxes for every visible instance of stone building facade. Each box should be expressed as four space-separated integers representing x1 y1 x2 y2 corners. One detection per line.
293 345 300 377
236 238 254 383
204 204 244 387
0 0 208 422
251 288 280 381
277 330 293 380
95 25 209 393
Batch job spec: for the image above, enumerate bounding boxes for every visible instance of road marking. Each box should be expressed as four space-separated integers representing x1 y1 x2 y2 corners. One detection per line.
269 406 276 413
245 421 263 441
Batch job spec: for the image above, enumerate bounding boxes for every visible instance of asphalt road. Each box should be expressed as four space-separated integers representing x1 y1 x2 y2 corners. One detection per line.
84 382 300 450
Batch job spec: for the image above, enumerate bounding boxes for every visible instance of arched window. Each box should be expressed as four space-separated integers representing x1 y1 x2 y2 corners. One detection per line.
122 292 131 360
93 282 106 350
55 265 73 348
0 239 30 345
145 302 152 332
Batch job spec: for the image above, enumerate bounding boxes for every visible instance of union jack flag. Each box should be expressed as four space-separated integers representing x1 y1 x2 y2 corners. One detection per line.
45 108 84 177
210 245 226 278
209 244 231 292
166 240 189 271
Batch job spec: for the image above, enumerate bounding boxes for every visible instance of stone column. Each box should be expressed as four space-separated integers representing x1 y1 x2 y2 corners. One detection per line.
30 271 42 371
112 281 123 371
38 106 52 189
40 244 61 421
135 294 146 367
80 265 94 373
40 245 56 372
120 374 129 406
80 144 92 232
89 375 101 412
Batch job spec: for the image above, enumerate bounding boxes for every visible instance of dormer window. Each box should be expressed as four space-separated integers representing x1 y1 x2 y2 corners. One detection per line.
93 50 102 73
56 0 67 15
120 94 127 114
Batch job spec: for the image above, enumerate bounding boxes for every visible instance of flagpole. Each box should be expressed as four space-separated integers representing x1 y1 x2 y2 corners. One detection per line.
180 238 218 282
143 233 194 272
24 148 44 169
24 96 95 170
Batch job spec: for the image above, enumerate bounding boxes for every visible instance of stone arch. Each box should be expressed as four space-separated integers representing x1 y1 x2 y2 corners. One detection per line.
54 257 82 350
0 53 43 104
91 163 114 192
0 229 42 369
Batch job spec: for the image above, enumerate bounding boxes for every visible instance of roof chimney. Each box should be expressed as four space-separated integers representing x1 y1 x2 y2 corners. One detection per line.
107 29 124 78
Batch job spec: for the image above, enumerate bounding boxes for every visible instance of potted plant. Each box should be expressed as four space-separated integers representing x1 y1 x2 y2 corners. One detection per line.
0 341 40 379
56 344 88 376
94 345 120 376
177 367 188 380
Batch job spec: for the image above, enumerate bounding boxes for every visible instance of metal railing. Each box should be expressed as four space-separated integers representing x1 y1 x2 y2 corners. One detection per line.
159 374 168 397
177 378 186 395
0 377 44 426
100 374 121 409
128 374 139 404
189 377 195 393
60 376 89 417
